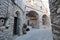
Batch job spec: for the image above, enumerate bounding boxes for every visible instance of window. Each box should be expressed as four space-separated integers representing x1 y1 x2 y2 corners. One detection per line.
40 6 42 10
42 15 47 25
0 17 6 26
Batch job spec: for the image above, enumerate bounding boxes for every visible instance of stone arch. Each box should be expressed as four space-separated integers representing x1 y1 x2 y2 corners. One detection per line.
13 11 20 35
42 14 48 26
26 11 39 28
14 11 20 17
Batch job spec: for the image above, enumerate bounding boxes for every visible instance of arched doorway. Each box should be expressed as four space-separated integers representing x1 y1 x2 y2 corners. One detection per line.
26 11 38 28
42 15 48 25
13 11 20 35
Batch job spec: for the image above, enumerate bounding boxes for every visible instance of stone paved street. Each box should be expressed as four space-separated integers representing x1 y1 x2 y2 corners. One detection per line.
16 28 53 40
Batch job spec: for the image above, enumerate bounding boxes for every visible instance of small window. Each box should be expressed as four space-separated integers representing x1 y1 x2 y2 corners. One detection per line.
0 19 5 26
0 17 7 26
40 6 43 10
1 19 4 22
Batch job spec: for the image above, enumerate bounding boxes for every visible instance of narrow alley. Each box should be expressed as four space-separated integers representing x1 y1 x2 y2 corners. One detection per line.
0 0 60 40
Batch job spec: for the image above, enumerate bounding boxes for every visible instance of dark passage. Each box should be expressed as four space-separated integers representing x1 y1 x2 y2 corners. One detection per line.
13 17 18 35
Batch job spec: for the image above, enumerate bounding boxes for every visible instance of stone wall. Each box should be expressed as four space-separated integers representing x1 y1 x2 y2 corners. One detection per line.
0 0 24 40
0 0 8 18
0 0 10 40
49 0 60 40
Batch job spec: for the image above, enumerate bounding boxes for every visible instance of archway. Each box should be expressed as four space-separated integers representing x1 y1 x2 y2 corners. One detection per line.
42 15 48 25
26 11 38 28
13 11 20 35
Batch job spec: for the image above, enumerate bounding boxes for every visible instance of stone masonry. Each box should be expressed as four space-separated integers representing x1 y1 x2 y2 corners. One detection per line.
0 0 24 40
49 0 60 40
0 0 52 40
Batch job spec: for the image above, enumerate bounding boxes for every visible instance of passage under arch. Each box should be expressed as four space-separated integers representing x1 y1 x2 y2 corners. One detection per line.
26 11 38 28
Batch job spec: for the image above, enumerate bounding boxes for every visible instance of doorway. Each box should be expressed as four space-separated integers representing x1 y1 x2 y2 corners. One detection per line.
13 17 18 35
13 11 20 35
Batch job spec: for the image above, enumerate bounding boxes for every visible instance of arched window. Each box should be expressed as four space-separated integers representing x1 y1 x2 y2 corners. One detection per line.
42 15 47 25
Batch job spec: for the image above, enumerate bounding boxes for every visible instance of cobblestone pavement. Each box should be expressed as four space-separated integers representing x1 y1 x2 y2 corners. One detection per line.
16 28 53 40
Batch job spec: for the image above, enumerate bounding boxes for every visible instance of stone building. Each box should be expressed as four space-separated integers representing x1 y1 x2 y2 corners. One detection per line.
24 0 51 29
49 0 60 40
0 0 51 40
0 0 24 40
